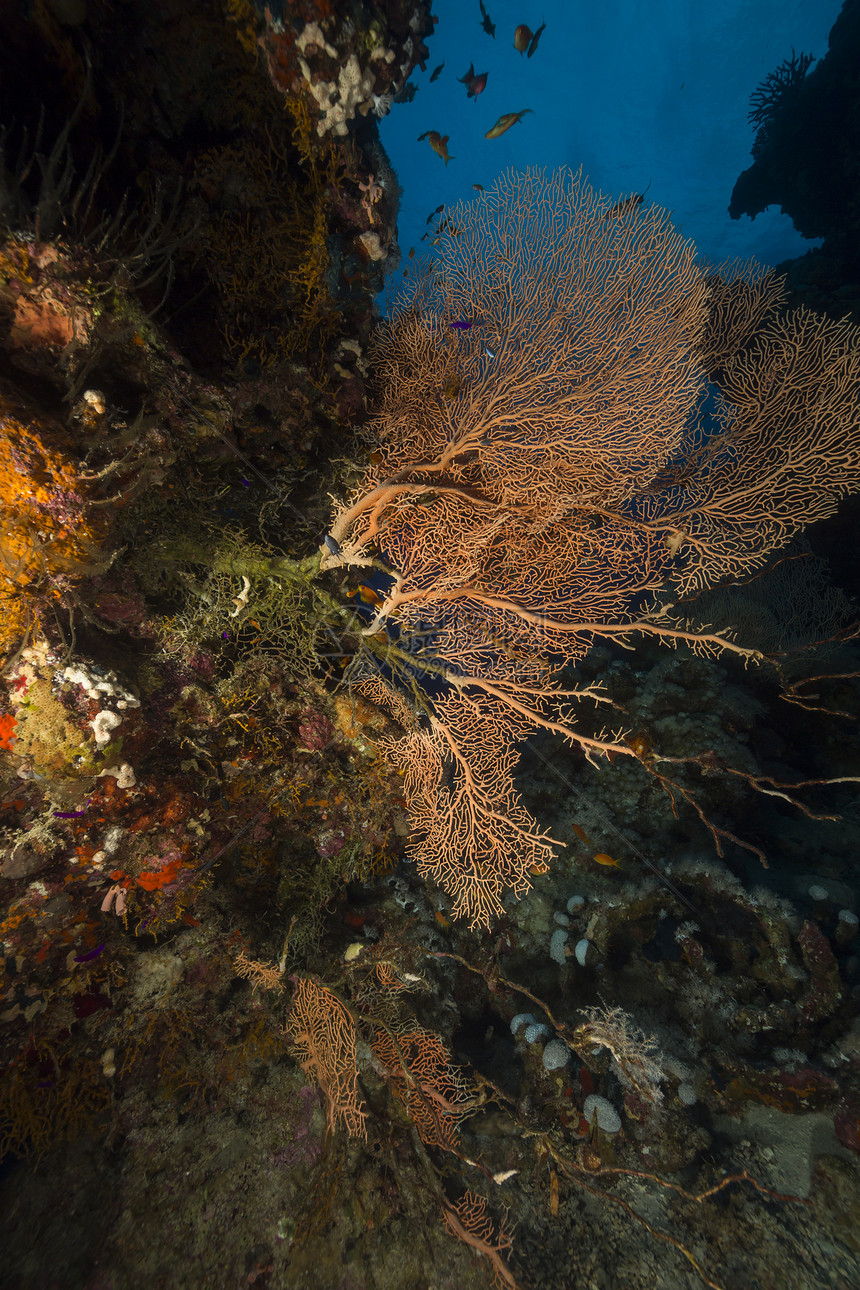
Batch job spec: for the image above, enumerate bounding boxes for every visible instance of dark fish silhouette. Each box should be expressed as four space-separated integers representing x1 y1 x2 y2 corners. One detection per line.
606 179 652 217
527 20 546 58
479 1 495 37
430 61 445 81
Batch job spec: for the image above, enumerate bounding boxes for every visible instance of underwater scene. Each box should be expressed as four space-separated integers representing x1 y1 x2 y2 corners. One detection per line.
1 1 859 1287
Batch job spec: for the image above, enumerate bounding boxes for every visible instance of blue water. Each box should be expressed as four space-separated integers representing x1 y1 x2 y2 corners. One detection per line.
379 0 842 303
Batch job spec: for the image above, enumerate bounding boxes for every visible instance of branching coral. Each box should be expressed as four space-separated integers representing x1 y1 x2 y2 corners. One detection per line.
748 49 814 138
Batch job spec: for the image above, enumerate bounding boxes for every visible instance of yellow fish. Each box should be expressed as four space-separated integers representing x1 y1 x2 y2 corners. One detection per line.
513 24 532 53
592 852 621 868
485 109 533 139
418 131 455 165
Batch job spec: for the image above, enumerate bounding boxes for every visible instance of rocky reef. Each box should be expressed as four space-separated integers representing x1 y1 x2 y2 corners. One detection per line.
1 5 859 1290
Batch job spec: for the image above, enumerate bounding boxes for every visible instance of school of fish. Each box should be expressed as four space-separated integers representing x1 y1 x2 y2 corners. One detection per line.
417 4 546 171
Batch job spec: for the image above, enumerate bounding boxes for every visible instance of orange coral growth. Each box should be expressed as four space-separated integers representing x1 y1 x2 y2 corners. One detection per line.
0 712 16 750
0 383 109 653
136 857 184 891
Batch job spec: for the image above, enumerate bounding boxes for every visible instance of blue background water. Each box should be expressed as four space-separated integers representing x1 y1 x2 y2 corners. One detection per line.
380 0 843 300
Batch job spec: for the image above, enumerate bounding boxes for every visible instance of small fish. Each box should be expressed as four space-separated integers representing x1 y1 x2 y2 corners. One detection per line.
458 63 488 100
426 202 445 223
592 852 621 868
323 534 342 557
513 23 532 53
408 246 415 258
434 909 451 928
572 824 592 844
430 61 445 82
485 108 533 139
53 808 87 819
354 584 384 606
449 319 483 331
479 0 495 37
473 182 484 191
606 179 652 218
527 20 546 57
418 130 455 164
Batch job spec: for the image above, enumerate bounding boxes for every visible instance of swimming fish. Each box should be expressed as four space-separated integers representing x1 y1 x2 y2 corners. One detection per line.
479 0 495 37
459 63 488 100
473 182 484 191
430 61 445 81
607 179 652 217
418 131 455 165
485 109 533 139
354 584 384 606
592 852 622 868
527 20 546 57
572 824 592 845
426 203 445 223
449 319 482 330
513 24 532 53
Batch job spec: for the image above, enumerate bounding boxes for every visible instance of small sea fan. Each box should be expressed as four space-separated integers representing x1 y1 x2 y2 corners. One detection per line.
748 49 814 135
